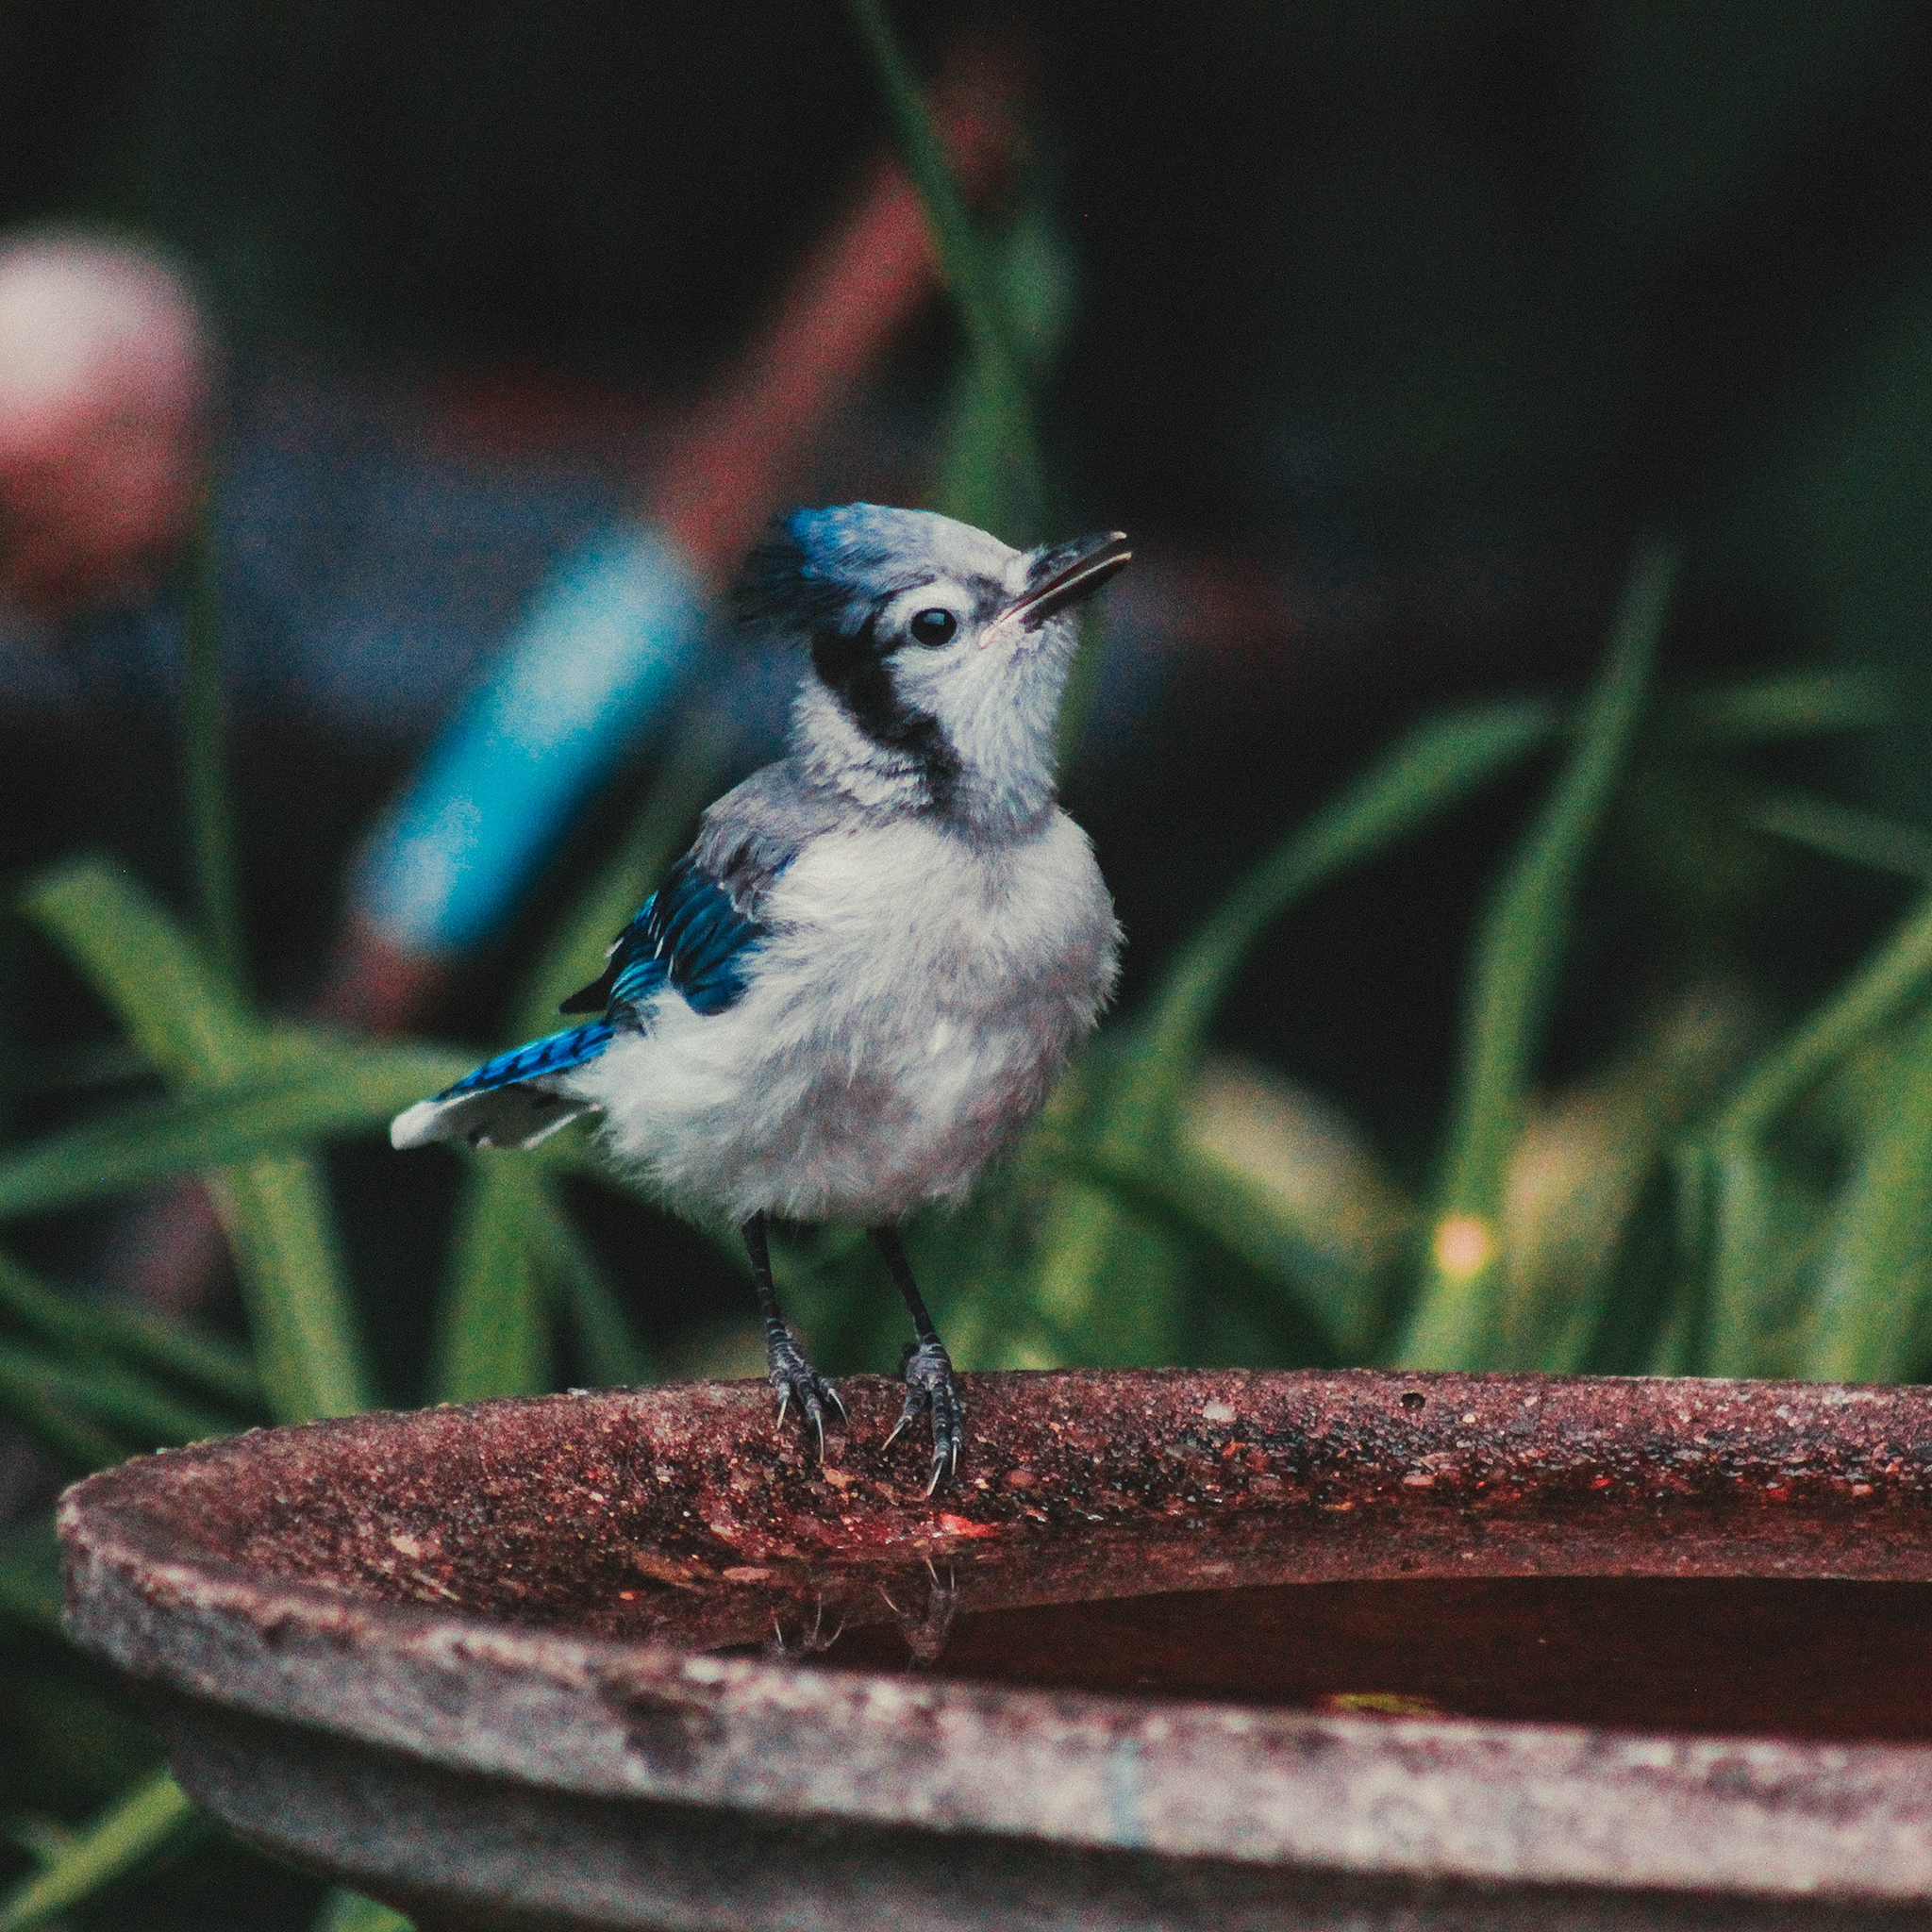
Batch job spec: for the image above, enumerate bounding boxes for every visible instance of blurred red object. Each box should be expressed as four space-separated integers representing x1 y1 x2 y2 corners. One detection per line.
0 235 211 617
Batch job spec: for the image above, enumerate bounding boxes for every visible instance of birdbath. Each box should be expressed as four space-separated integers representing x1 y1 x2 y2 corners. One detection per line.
58 1368 1932 1931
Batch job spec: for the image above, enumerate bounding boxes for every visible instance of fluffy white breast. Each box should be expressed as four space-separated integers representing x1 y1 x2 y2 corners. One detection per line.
567 809 1119 1224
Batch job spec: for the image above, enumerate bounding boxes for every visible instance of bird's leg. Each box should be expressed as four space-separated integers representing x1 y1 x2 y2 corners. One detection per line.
871 1224 963 1492
743 1213 845 1457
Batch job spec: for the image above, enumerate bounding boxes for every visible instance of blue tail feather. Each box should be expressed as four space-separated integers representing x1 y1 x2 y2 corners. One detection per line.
437 1021 616 1101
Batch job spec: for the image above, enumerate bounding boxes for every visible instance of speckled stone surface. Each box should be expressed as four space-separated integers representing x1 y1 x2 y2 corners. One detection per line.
57 1369 1932 1930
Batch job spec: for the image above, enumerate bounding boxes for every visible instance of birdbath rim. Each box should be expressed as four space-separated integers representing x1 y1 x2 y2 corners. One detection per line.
57 1366 1932 1923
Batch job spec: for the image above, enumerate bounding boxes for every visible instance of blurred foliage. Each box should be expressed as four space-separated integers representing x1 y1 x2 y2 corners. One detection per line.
12 2 1932 1928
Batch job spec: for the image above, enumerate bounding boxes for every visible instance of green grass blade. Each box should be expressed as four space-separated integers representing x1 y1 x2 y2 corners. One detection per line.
1725 779 1932 879
933 292 1043 543
933 190 1072 550
314 1890 413 1932
1801 1002 1932 1382
0 1523 62 1636
0 1339 235 1447
1017 1177 1183 1367
217 1158 372 1421
1645 1143 1720 1375
180 505 245 993
20 858 259 1084
1664 665 1893 743
927 192 1090 753
229 1158 365 1422
1572 1159 1688 1374
0 1355 125 1470
534 1189 654 1387
497 726 718 1395
428 1161 552 1402
1701 1141 1798 1377
1480 986 1756 1374
0 1247 259 1408
1055 1143 1360 1360
1715 886 1932 1143
0 1770 200 1931
17 859 408 1420
841 0 1094 771
0 1523 63 1637
1079 695 1563 1176
841 0 1039 508
1136 696 1562 1108
1025 695 1560 1351
0 1049 471 1225
1400 541 1677 1370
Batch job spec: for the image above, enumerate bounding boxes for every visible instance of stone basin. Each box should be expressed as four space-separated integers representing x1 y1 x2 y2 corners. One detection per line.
54 1367 1932 1930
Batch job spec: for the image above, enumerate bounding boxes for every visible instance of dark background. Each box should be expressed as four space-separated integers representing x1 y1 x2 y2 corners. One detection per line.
5 0 1932 1341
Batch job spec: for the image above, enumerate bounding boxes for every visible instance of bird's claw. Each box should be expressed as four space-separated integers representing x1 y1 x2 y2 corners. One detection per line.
768 1334 842 1459
766 1597 846 1657
880 1558 959 1663
884 1340 963 1492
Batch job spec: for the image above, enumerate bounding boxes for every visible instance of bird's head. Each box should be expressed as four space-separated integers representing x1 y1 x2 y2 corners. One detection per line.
737 503 1130 833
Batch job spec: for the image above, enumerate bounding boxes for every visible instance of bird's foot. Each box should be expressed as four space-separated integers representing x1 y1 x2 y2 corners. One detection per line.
765 1595 846 1657
883 1341 963 1494
767 1333 845 1459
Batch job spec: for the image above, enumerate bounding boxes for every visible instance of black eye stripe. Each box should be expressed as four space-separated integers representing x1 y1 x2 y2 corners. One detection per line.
809 615 962 811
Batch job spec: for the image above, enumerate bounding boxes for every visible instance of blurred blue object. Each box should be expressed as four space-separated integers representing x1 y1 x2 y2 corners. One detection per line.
352 518 708 955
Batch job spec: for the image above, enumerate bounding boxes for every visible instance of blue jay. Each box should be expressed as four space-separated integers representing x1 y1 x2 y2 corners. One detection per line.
392 504 1128 1490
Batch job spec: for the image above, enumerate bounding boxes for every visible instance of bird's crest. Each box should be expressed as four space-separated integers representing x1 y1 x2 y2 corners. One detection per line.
732 504 1018 648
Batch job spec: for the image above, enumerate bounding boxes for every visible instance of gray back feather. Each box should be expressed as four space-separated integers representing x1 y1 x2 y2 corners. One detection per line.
692 761 845 915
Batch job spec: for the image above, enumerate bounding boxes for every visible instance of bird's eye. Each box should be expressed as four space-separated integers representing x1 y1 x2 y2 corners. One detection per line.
908 607 958 648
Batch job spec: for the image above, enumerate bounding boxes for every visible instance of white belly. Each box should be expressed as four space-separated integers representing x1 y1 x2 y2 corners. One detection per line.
567 811 1118 1224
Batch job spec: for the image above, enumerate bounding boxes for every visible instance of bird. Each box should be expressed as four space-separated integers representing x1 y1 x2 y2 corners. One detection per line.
391 503 1128 1491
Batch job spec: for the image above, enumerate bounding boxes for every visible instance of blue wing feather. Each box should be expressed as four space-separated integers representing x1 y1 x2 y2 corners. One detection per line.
399 817 780 1152
435 1020 616 1102
559 852 767 1021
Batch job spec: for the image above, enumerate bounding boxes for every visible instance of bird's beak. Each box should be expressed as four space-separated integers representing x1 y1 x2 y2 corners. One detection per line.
1006 530 1133 632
